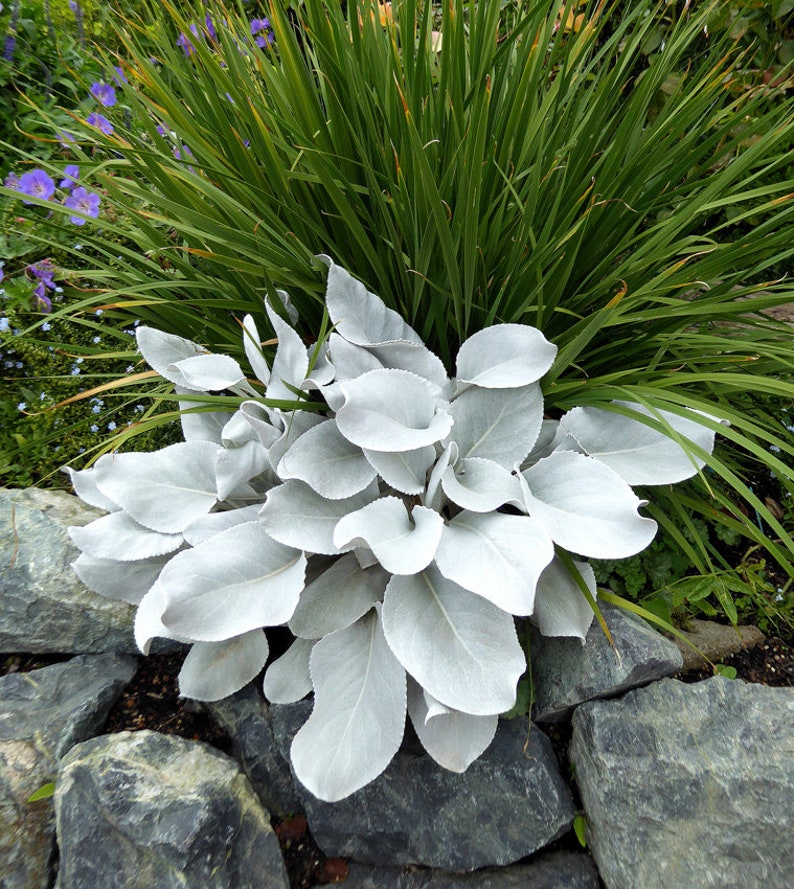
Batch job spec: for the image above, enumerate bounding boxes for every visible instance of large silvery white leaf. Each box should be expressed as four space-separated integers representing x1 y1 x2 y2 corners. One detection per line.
289 553 389 639
291 608 406 802
334 498 443 575
534 556 596 642
239 400 283 450
326 333 383 381
178 390 231 444
136 326 207 390
68 456 119 511
134 581 192 654
277 419 377 499
182 504 262 546
557 402 721 485
260 479 379 555
263 637 314 704
178 630 269 702
522 451 657 558
407 681 498 772
455 324 557 389
369 341 450 392
69 511 183 561
215 439 271 501
72 552 168 605
362 445 436 495
159 521 305 641
336 369 452 452
381 565 525 715
265 300 309 401
242 313 271 387
448 384 543 468
221 410 261 448
94 441 220 534
441 457 524 512
434 511 554 615
267 409 326 472
169 353 246 391
323 258 423 348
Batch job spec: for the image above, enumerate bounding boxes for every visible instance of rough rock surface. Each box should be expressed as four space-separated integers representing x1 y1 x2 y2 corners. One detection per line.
204 683 304 819
672 618 765 670
570 677 794 889
0 487 137 654
271 701 574 871
0 653 137 889
54 730 289 889
531 602 683 722
342 851 601 888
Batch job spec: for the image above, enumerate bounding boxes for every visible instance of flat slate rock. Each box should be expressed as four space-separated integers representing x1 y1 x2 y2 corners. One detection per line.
570 677 794 889
0 653 137 889
531 602 683 722
0 487 137 654
672 618 765 670
54 730 289 889
203 683 304 819
342 851 601 888
271 701 574 871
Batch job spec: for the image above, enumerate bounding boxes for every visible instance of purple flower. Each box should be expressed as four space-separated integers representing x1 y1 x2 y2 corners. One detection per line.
255 32 274 48
4 172 19 189
29 260 56 286
17 169 56 203
111 66 127 85
59 165 80 189
68 0 79 12
3 35 16 63
176 31 196 56
156 123 169 137
57 130 76 147
250 17 270 34
33 282 52 312
90 81 117 107
64 186 101 225
205 14 217 40
86 113 114 135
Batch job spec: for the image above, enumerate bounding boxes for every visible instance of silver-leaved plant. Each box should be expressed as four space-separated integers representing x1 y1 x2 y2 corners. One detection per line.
68 258 723 801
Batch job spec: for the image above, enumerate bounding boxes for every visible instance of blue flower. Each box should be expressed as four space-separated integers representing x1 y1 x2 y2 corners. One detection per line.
41 322 51 331
107 421 117 431
17 402 26 411
0 317 8 332
92 335 101 343
90 423 99 433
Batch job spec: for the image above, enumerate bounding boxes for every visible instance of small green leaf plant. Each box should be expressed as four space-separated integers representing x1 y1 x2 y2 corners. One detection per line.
67 260 723 802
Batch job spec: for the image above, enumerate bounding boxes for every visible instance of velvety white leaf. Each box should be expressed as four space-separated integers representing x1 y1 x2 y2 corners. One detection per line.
327 333 383 380
263 637 314 703
94 441 220 534
557 402 722 485
265 300 308 401
277 419 377 499
240 401 283 450
381 565 525 715
523 419 563 465
72 552 168 605
178 391 231 444
336 369 452 452
134 581 189 654
522 451 657 558
267 409 325 472
159 522 305 641
169 353 245 391
216 439 271 501
221 410 260 447
289 552 389 639
448 384 543 468
323 258 423 348
136 326 207 390
291 608 406 801
260 479 379 555
68 456 119 511
362 446 436 495
440 457 524 512
455 324 557 389
178 631 269 702
423 443 456 511
304 340 335 388
407 681 498 772
334 498 443 575
242 313 271 387
534 556 596 642
369 341 449 392
69 511 183 561
182 504 262 546
434 511 554 615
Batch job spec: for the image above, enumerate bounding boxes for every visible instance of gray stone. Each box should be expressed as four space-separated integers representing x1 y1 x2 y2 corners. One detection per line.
531 602 683 722
203 683 304 818
0 488 137 654
672 618 765 670
54 730 289 889
343 851 600 888
570 677 794 889
271 701 575 871
0 653 137 889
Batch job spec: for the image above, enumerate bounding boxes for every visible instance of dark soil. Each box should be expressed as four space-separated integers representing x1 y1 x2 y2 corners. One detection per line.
5 631 793 888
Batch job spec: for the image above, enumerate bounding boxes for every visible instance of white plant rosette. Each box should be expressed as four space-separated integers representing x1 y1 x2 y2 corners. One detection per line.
68 257 724 802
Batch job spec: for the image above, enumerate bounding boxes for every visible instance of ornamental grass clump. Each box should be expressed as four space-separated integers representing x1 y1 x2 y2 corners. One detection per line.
68 259 723 801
